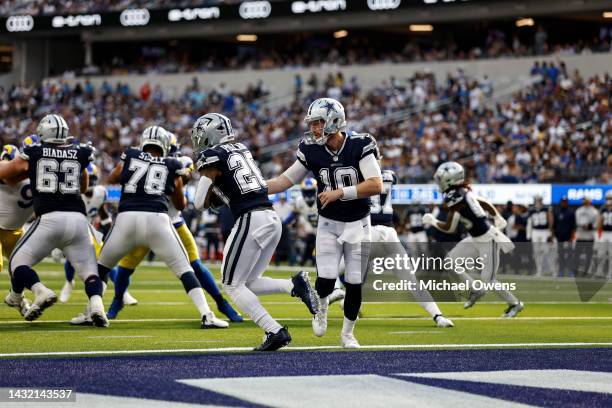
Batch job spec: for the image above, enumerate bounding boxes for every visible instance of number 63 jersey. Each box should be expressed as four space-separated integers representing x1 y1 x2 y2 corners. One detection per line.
196 143 272 219
296 132 379 223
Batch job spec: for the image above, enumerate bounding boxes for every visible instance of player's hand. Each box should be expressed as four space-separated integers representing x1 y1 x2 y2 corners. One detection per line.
318 189 343 209
422 213 436 226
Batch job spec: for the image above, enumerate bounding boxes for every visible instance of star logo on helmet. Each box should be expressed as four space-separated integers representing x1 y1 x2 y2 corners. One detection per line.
322 101 336 115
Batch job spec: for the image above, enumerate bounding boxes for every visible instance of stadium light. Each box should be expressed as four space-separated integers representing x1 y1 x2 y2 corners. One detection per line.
409 24 433 32
236 34 258 42
334 30 348 39
515 18 534 27
604 12 612 18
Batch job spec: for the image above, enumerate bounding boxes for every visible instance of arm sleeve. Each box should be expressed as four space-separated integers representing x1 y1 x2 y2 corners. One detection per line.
359 153 382 180
282 160 309 185
296 142 309 169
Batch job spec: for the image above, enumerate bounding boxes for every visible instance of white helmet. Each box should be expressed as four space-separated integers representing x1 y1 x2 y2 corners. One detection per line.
141 125 171 156
434 161 465 192
37 114 69 144
303 98 346 145
191 113 235 152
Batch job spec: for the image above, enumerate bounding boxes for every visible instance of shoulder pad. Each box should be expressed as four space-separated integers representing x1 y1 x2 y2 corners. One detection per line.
444 188 465 208
196 149 222 171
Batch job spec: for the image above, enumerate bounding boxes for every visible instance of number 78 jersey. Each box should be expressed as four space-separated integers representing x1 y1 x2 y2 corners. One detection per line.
196 143 272 219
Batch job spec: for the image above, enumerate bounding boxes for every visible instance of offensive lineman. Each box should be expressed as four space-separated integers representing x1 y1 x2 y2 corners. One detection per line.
267 97 383 348
95 125 228 328
422 161 524 317
191 113 318 351
0 115 108 324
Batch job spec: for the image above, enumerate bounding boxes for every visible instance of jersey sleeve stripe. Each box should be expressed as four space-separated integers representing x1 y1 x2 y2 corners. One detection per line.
296 149 307 167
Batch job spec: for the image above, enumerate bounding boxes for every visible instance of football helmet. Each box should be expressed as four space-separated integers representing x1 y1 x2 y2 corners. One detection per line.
1 144 18 161
191 113 235 152
168 132 180 156
86 163 99 186
37 114 70 144
300 177 317 206
304 98 346 145
433 161 465 192
141 125 171 156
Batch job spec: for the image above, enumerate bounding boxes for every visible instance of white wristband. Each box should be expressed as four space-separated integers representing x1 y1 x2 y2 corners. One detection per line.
100 218 112 226
342 186 358 200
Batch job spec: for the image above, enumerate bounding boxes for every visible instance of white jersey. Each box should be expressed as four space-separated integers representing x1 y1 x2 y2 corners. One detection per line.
168 155 193 225
0 179 34 230
295 198 318 235
82 185 107 222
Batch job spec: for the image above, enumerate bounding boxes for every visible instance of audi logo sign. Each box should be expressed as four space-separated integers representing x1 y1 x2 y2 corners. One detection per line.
239 1 272 19
367 0 401 10
291 1 346 14
52 14 102 28
6 15 34 32
168 7 220 22
120 9 150 26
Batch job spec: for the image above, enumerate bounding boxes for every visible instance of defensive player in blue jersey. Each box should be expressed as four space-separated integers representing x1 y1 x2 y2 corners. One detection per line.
191 113 318 351
0 115 107 325
267 97 383 348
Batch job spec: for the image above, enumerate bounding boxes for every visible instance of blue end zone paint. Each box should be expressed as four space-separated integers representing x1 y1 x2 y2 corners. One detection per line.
0 348 610 406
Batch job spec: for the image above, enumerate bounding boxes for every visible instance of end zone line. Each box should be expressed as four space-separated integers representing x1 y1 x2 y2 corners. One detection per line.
2 342 612 358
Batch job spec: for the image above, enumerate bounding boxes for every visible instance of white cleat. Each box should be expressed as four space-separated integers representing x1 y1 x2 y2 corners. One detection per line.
70 311 93 325
123 291 138 306
312 309 328 337
4 292 31 317
201 312 229 329
502 301 524 318
89 295 109 327
328 288 345 306
463 290 486 309
24 288 57 321
59 280 75 303
341 332 360 349
434 315 455 328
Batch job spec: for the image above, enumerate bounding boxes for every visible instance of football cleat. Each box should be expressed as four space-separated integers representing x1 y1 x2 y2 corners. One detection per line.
328 288 345 306
341 332 360 349
4 292 31 317
59 280 75 303
312 309 328 337
217 299 244 322
70 311 93 326
201 312 229 329
290 271 319 315
434 314 455 328
463 290 486 309
24 288 57 321
254 327 291 351
502 301 524 318
122 291 138 306
107 297 124 320
89 295 109 327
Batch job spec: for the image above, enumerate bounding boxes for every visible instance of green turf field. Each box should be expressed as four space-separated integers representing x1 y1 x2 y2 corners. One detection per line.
1 261 611 356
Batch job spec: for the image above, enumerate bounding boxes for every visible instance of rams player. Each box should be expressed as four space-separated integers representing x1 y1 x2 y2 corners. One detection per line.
107 134 242 322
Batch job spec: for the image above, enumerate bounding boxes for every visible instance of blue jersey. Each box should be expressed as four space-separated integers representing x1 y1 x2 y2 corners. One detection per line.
297 132 379 223
118 147 183 213
22 142 93 216
196 143 272 219
444 187 491 237
370 169 396 227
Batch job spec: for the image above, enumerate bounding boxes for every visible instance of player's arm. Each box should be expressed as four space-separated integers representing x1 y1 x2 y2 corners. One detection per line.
0 156 28 180
266 160 309 194
171 175 187 211
477 197 506 229
423 210 460 234
194 167 222 210
80 169 89 194
107 162 123 184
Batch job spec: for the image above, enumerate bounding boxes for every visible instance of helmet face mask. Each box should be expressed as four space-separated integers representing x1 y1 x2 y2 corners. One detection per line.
434 161 465 193
191 113 235 152
37 114 70 144
141 125 171 156
304 98 346 145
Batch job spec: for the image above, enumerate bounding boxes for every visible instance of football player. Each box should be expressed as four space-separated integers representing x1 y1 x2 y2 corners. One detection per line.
266 97 383 348
405 200 429 257
192 113 318 351
594 190 612 278
0 140 35 317
422 161 524 318
92 125 227 328
106 134 242 322
295 178 318 267
0 115 107 324
527 195 554 277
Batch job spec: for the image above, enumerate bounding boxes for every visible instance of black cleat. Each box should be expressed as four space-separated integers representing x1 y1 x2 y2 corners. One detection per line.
254 327 292 351
291 271 319 315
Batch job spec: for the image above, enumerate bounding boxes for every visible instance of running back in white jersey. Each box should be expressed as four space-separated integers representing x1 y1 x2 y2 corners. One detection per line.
0 179 34 230
82 185 107 222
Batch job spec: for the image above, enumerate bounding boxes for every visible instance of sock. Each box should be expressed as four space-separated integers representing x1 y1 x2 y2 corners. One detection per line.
64 261 75 282
114 266 134 300
187 288 212 317
495 287 519 305
191 260 223 304
224 283 282 333
342 316 356 334
343 282 362 321
319 295 329 313
247 277 292 295
315 277 336 299
12 266 40 293
98 264 111 284
31 282 47 297
84 275 104 298
108 267 118 284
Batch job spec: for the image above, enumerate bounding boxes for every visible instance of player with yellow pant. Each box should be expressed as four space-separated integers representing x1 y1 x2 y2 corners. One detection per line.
107 136 242 322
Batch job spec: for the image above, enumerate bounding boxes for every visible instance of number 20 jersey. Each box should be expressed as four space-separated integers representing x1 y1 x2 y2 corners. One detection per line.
22 142 93 216
196 143 272 219
118 147 183 213
296 132 379 223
